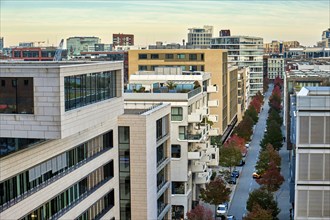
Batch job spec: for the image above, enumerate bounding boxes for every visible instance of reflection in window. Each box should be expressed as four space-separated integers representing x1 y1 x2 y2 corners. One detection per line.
64 71 117 111
171 145 181 158
171 107 183 121
0 77 34 114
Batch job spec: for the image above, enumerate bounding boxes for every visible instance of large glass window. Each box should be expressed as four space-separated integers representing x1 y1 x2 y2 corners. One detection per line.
0 138 44 157
157 143 166 166
64 71 117 111
177 54 186 59
138 54 147 59
165 54 174 59
172 182 185 194
156 115 169 141
171 107 183 121
0 77 34 114
151 54 159 59
189 54 197 61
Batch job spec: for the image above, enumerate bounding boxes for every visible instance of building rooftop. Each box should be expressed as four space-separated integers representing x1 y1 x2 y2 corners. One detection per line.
123 103 169 115
286 69 330 79
0 61 122 68
298 86 330 96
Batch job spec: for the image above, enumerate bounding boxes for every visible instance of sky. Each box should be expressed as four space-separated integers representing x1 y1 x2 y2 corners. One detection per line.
0 0 329 48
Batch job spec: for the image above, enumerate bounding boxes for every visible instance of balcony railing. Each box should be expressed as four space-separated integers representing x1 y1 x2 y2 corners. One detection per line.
0 147 112 213
188 87 202 99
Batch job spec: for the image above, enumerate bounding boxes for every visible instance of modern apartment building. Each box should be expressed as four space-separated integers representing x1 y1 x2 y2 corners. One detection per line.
124 67 219 219
284 47 330 59
10 47 63 61
268 57 285 80
187 25 213 47
0 37 3 52
211 35 263 96
112 33 134 46
118 102 171 220
128 49 237 140
66 37 101 57
237 67 249 122
294 87 330 219
0 61 123 219
264 40 300 54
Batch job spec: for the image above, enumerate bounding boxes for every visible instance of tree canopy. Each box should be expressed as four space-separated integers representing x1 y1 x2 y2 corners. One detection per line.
199 177 231 206
219 145 242 171
255 144 281 175
256 162 284 192
243 204 273 220
186 205 213 220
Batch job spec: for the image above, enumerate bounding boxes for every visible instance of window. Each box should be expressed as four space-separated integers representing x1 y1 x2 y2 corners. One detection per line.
138 54 147 59
138 65 147 71
171 144 181 158
156 116 169 141
165 54 174 59
189 54 197 60
0 77 34 114
177 54 186 59
172 182 185 194
189 65 197 71
151 54 159 59
171 107 183 121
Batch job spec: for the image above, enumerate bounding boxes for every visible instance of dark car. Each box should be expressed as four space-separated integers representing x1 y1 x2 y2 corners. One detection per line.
231 170 239 178
228 176 236 184
237 157 246 166
227 215 236 220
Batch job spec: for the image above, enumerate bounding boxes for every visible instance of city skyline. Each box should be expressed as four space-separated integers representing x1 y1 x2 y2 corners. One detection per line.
0 0 329 47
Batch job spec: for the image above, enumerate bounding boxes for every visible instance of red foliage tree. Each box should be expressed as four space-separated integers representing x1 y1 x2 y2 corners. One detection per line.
256 161 284 192
224 134 247 155
243 204 273 220
250 98 262 113
274 76 283 89
234 115 254 141
186 205 213 220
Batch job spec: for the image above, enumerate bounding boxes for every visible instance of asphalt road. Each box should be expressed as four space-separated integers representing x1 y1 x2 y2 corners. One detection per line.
227 86 273 219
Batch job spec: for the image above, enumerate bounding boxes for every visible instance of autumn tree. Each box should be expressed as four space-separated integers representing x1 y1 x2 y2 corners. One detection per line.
274 76 283 89
268 108 283 125
255 91 264 105
246 188 280 219
224 134 247 155
186 205 213 220
263 77 270 93
200 177 231 219
269 85 282 112
255 144 281 175
233 115 254 141
250 98 262 113
256 162 284 192
219 145 242 172
243 204 273 220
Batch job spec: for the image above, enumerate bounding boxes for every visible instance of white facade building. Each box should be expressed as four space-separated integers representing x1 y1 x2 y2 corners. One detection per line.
66 37 101 57
0 61 123 220
187 25 213 46
294 87 330 219
124 67 219 219
211 35 264 96
268 58 285 80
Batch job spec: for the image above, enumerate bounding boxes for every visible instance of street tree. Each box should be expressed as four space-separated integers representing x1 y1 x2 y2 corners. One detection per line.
256 162 284 192
274 76 283 89
243 204 273 220
224 134 247 155
255 144 281 175
200 177 231 219
245 105 259 124
246 188 280 219
250 97 262 113
261 120 283 151
233 115 254 141
186 205 213 220
219 145 242 172
268 108 283 125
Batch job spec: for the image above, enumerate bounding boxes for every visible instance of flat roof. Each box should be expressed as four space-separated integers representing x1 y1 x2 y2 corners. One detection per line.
0 61 123 68
298 86 330 96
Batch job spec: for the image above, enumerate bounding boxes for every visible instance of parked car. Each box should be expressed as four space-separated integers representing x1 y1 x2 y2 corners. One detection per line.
228 176 237 185
237 157 246 166
245 143 250 148
252 172 261 179
231 170 239 178
216 204 227 217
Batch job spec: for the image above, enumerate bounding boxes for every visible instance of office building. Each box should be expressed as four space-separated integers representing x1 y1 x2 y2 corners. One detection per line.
317 28 330 48
284 47 330 59
66 37 101 57
118 102 171 220
294 87 330 219
124 67 219 218
187 25 213 47
211 35 264 96
10 47 64 61
0 61 123 219
128 49 238 140
112 33 134 46
267 56 285 80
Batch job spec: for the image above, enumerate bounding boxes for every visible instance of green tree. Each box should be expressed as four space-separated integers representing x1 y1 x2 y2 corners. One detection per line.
234 115 254 141
246 189 280 219
210 135 222 146
219 146 242 172
165 81 177 90
200 177 231 219
243 204 273 220
245 105 259 124
255 144 281 175
268 108 283 125
261 120 283 151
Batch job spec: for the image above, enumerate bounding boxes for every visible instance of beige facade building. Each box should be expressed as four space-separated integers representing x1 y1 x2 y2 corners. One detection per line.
237 67 249 122
294 87 330 219
128 49 237 139
264 40 300 54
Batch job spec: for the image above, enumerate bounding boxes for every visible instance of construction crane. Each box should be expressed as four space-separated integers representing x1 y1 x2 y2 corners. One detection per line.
53 39 64 61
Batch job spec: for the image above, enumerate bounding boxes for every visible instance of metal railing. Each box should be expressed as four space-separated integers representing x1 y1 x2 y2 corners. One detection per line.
188 87 202 99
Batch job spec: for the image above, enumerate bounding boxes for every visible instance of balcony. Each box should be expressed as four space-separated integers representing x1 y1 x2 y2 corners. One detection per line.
208 115 218 123
181 125 209 143
191 161 207 173
194 169 212 184
200 152 211 163
207 85 218 93
157 203 171 220
188 151 202 160
209 128 220 136
196 107 209 116
188 112 202 123
208 100 219 107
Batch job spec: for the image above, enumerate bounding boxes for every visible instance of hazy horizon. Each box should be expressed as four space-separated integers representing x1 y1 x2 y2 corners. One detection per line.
1 0 329 48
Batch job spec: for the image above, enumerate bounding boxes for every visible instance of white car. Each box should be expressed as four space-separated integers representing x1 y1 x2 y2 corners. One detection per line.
216 204 227 217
